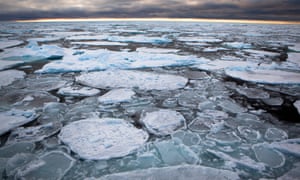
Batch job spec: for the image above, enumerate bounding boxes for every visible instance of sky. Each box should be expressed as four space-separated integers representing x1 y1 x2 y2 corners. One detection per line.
0 0 299 21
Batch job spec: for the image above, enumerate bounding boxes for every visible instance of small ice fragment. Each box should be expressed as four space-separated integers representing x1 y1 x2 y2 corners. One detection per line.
263 97 284 106
265 128 288 141
59 118 149 160
140 109 186 136
252 143 285 168
218 99 246 114
238 126 261 142
0 70 25 88
154 140 199 165
98 88 135 104
236 86 270 99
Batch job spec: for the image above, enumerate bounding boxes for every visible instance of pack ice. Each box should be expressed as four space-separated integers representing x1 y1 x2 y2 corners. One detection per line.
59 118 149 160
0 70 25 88
76 70 188 90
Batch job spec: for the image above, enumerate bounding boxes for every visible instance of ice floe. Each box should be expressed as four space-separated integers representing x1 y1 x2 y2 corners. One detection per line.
0 60 23 70
0 70 25 88
76 70 188 90
0 109 37 136
252 143 285 168
294 100 300 115
264 128 288 141
71 41 128 46
140 109 186 136
58 85 100 97
0 39 23 49
177 37 222 43
107 35 172 44
98 88 135 104
2 41 64 62
270 138 300 157
59 118 149 160
223 42 252 49
15 151 75 180
225 68 300 85
287 53 300 67
0 142 36 158
206 131 241 145
99 164 240 180
244 49 280 58
278 163 300 180
263 97 284 106
237 126 261 142
66 35 107 41
193 60 259 72
136 47 180 53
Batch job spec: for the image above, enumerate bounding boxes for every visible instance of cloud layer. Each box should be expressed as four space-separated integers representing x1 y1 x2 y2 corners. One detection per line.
0 0 299 21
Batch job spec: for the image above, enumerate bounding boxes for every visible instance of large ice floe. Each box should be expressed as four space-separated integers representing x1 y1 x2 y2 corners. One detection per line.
98 88 135 104
76 70 188 90
99 165 240 180
140 109 186 136
59 118 149 160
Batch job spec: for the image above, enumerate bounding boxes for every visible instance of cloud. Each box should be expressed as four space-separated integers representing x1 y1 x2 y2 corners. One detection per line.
0 0 299 21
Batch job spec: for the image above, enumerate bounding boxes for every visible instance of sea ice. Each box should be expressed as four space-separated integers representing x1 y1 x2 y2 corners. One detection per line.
177 37 222 43
236 86 270 99
294 100 300 115
58 85 100 97
278 163 300 180
0 70 25 88
289 43 300 52
264 128 288 141
24 76 68 91
15 151 75 180
107 35 171 44
66 35 107 41
223 42 252 49
98 88 135 104
218 99 246 114
206 131 241 145
154 140 199 165
0 109 37 136
270 138 300 157
262 97 284 106
252 143 285 168
237 126 261 142
6 121 62 144
27 36 61 42
0 60 23 70
0 142 35 158
59 118 149 160
287 53 300 67
172 130 201 146
2 41 64 62
136 47 179 53
193 60 258 72
0 39 23 49
76 70 188 90
5 153 37 177
225 68 300 85
188 116 225 134
71 41 128 46
140 109 186 136
244 49 280 58
99 164 240 180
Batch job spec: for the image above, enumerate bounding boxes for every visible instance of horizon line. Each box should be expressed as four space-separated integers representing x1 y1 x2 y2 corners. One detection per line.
15 18 300 25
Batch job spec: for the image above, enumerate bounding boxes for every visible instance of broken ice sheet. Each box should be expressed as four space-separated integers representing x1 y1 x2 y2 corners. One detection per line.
0 109 37 136
15 151 75 180
59 118 149 160
76 70 188 90
6 121 62 144
1 41 64 62
0 70 25 89
98 88 135 104
235 86 270 99
140 109 186 136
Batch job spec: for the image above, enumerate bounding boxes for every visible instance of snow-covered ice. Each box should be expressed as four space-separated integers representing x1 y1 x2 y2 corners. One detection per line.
225 68 300 85
58 86 100 97
0 70 25 88
140 109 186 136
107 35 172 44
71 41 128 46
0 109 37 136
0 39 23 49
98 88 135 104
59 118 149 160
76 70 188 90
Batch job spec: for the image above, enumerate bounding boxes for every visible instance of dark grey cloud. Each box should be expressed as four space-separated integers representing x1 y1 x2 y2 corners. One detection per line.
0 0 299 21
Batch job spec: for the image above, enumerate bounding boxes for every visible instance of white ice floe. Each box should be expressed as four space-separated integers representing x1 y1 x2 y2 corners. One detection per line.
0 70 25 88
244 49 280 58
0 109 37 136
223 42 252 49
98 88 135 104
99 165 239 180
140 109 186 136
76 70 188 90
193 60 260 72
202 47 228 52
71 41 128 46
252 143 285 168
27 36 61 42
287 53 300 67
265 128 288 141
294 100 300 115
238 126 261 142
0 39 23 49
225 68 300 85
16 151 75 180
0 60 23 70
1 41 64 62
289 43 300 52
36 48 204 73
107 35 172 44
59 118 149 160
66 35 107 41
206 131 241 145
177 37 222 43
136 47 179 53
58 86 100 97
